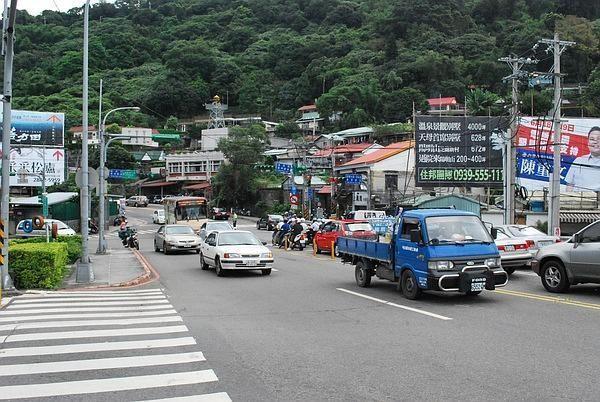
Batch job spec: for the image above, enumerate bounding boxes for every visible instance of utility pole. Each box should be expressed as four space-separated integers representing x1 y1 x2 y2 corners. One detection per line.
76 0 93 282
538 33 575 237
0 0 17 293
498 55 536 225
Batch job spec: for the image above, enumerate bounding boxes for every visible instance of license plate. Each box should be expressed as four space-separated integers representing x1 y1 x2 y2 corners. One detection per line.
504 245 515 252
183 244 192 248
538 241 552 247
246 260 258 267
471 281 485 291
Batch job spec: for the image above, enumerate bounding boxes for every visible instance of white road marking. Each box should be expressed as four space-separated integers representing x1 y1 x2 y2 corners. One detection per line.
6 299 170 309
0 325 188 343
272 268 279 272
0 336 197 358
140 393 233 402
13 295 167 303
2 304 173 315
0 351 206 376
0 309 178 322
0 370 218 400
0 315 183 331
516 271 539 277
336 288 453 321
26 289 162 295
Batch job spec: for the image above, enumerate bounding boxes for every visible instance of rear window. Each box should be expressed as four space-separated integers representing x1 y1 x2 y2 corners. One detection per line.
509 226 545 237
345 223 374 232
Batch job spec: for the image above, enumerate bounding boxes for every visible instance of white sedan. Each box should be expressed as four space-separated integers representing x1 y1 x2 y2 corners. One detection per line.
16 219 76 237
200 230 274 277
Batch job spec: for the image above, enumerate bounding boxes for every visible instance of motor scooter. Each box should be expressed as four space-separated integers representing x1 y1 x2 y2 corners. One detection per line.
127 228 139 250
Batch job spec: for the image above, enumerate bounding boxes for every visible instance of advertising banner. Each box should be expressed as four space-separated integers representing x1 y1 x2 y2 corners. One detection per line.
516 117 600 192
415 116 507 187
8 147 65 187
0 110 65 146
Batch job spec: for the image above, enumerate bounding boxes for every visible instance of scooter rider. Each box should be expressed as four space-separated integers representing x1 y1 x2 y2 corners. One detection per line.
287 219 304 250
275 219 291 246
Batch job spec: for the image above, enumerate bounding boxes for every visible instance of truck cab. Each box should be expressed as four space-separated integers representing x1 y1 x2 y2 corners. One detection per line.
338 209 508 299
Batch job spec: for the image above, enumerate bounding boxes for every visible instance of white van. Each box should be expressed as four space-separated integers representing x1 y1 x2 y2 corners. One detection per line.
346 210 386 220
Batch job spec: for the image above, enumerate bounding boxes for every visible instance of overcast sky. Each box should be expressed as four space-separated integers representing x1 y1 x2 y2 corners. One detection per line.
18 1 112 15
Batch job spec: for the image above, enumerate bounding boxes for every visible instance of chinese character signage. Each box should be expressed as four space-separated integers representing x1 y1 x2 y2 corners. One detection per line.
109 169 138 180
516 117 600 191
344 174 362 184
0 110 65 146
7 147 65 187
275 163 292 174
415 116 507 187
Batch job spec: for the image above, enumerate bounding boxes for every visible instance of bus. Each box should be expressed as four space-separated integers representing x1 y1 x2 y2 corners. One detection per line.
163 196 208 231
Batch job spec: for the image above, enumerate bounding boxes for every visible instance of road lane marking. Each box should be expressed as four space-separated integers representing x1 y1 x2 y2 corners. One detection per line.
6 299 170 309
0 336 197 358
140 393 233 402
0 325 188 343
0 351 206 376
0 315 183 331
336 288 452 320
27 289 163 295
272 268 279 272
1 304 173 314
0 309 178 322
0 370 218 400
13 295 167 303
494 289 600 311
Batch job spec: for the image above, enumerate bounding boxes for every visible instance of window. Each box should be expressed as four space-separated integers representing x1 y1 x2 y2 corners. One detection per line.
385 173 398 190
209 160 221 171
206 233 216 246
581 222 600 243
400 219 420 240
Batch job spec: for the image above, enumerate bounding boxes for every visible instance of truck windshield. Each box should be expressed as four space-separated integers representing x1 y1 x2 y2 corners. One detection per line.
425 216 493 244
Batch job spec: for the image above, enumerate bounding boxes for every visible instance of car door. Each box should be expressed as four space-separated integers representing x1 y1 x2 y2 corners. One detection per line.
318 222 334 250
203 233 218 265
571 222 600 279
155 226 165 247
396 218 426 281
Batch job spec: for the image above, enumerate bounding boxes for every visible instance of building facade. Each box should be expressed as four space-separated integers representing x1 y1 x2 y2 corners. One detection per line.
165 150 225 183
121 127 160 148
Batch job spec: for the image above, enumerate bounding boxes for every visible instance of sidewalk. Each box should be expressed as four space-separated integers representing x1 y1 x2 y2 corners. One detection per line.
63 236 151 289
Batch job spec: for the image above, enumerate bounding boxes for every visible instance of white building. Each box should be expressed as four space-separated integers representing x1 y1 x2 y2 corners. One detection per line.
70 125 99 145
165 150 225 182
201 127 229 151
121 127 160 148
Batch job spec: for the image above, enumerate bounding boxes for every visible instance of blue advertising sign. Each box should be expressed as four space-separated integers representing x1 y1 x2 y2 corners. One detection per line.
0 110 65 146
345 174 362 184
516 150 573 185
275 162 292 174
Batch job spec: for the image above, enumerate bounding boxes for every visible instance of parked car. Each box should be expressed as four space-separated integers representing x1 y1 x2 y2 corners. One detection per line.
126 196 149 207
154 224 201 255
211 207 230 220
256 214 283 231
532 220 600 293
495 224 560 256
199 230 273 276
152 209 166 224
314 220 377 256
16 218 76 237
199 220 233 240
150 195 163 204
493 230 532 275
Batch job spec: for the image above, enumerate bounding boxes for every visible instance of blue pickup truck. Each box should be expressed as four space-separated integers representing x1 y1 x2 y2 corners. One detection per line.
337 209 508 299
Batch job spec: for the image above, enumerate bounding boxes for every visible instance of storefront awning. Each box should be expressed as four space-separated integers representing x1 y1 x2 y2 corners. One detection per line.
317 186 332 195
560 211 600 223
140 181 176 188
182 182 211 191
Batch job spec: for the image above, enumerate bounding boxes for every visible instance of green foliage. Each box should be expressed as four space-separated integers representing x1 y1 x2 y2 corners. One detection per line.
267 202 292 215
11 235 82 264
8 242 68 289
274 122 301 139
466 89 501 116
372 123 414 139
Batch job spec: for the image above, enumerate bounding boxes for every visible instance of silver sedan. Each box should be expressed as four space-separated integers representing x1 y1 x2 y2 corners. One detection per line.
154 224 202 255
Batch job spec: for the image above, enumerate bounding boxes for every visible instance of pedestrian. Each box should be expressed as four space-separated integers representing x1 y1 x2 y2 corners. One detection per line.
232 212 238 228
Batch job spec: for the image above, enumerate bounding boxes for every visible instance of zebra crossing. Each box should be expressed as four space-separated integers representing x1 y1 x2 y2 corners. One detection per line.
0 288 231 401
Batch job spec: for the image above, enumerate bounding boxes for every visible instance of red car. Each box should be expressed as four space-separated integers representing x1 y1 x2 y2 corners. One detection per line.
314 220 377 256
212 207 230 220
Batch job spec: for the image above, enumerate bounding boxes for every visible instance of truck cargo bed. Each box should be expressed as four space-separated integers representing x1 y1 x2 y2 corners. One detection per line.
337 237 392 263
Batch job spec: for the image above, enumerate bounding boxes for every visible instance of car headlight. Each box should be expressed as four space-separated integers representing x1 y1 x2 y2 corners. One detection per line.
223 253 241 258
485 257 501 268
261 252 272 259
428 261 454 271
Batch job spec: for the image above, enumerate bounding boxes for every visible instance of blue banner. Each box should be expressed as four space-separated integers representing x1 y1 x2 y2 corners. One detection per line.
516 149 574 185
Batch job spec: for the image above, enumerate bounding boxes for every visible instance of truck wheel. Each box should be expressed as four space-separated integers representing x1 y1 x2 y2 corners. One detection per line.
401 270 422 300
355 261 371 287
541 260 570 293
503 266 516 275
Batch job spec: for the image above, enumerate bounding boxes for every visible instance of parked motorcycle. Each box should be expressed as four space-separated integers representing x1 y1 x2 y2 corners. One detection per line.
280 231 306 251
127 228 139 250
88 219 99 235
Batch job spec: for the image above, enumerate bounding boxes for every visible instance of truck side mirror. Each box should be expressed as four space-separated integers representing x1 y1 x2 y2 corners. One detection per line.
491 227 498 239
410 229 421 243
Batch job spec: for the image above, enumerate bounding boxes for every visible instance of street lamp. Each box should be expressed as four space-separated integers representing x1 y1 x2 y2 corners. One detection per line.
96 106 139 255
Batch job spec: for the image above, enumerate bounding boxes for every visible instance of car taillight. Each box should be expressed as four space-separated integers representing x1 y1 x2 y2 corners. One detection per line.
555 238 561 243
497 245 505 251
526 240 536 249
515 243 528 250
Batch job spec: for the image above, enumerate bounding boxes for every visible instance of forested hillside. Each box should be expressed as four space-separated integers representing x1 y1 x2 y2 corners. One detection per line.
11 0 600 129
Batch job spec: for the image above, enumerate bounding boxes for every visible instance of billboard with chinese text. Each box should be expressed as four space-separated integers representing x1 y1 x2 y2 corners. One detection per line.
516 117 600 192
6 147 65 187
0 110 65 146
415 116 507 187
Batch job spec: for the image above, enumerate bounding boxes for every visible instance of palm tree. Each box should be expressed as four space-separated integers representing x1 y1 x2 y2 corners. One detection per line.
466 88 501 116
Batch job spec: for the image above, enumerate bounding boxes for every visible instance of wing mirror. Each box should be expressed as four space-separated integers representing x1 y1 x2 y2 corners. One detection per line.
262 241 267 246
491 227 498 240
409 229 421 243
573 233 582 248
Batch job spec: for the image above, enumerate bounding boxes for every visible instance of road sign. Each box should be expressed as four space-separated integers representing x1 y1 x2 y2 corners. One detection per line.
4 147 65 187
76 167 99 190
289 194 299 205
108 169 138 180
345 174 362 184
275 163 292 174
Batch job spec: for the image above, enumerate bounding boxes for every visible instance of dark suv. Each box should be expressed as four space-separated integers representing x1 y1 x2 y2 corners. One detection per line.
257 214 283 231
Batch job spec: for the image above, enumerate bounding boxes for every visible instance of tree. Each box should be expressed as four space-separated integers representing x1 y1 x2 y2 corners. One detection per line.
466 89 501 116
165 116 178 130
90 143 136 170
274 122 301 139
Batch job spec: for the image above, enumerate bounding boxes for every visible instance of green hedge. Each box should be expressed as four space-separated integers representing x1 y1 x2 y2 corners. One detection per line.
8 242 68 289
11 235 82 264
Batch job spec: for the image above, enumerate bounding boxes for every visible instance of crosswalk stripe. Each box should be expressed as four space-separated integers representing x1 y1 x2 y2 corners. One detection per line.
7 299 170 309
0 309 178 322
0 370 218 400
0 315 183 331
0 336 197 358
14 295 167 303
140 392 233 402
0 351 206 376
0 325 188 343
30 289 163 294
2 304 173 314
